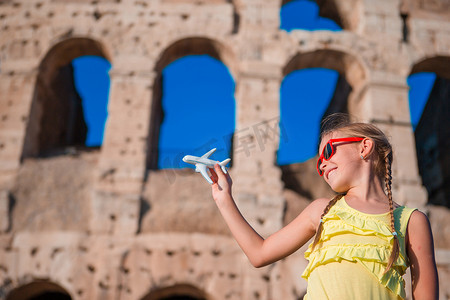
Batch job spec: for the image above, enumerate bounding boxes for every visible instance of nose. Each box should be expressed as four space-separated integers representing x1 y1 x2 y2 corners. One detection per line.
319 159 327 173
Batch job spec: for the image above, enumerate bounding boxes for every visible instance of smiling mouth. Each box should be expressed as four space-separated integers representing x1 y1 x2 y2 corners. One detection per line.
326 168 337 179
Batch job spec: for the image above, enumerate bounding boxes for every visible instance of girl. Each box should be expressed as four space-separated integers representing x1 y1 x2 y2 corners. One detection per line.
209 114 438 299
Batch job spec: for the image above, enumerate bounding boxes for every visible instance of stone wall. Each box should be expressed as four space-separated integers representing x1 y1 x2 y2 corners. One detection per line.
0 0 449 299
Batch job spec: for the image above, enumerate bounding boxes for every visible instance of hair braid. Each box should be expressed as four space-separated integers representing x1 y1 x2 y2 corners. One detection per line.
384 154 399 273
312 194 344 250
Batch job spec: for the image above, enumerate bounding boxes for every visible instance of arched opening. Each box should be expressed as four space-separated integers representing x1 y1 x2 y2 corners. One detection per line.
280 0 341 31
147 37 237 170
280 0 360 31
282 49 365 89
279 49 366 224
141 284 208 300
157 55 235 169
278 68 340 165
6 281 72 300
21 38 111 159
409 56 450 208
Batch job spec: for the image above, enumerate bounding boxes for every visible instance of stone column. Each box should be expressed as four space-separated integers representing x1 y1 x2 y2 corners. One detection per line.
232 61 284 238
0 70 37 234
90 70 154 235
0 72 37 187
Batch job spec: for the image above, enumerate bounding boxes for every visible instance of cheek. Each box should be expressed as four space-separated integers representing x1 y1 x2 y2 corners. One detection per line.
336 147 360 165
339 157 361 174
328 154 360 181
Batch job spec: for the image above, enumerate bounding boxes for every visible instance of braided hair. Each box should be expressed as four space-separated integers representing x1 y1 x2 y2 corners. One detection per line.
311 114 399 273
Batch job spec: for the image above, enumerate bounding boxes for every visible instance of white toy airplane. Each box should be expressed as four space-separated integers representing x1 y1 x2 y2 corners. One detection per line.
182 148 231 184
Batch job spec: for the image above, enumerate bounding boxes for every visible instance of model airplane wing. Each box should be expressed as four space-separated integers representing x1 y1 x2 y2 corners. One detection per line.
201 148 216 158
195 163 213 184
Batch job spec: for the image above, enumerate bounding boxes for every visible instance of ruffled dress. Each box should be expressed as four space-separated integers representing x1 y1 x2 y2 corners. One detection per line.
302 197 416 300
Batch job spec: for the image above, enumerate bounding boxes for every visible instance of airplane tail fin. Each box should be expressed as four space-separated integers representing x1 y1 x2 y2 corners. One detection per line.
219 158 231 174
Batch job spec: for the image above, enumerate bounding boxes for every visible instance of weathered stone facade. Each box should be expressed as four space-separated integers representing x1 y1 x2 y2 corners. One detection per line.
0 0 449 299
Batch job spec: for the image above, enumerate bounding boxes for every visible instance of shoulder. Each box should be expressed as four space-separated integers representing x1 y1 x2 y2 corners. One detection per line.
303 197 334 226
406 210 438 292
408 210 430 229
407 210 433 245
308 197 333 212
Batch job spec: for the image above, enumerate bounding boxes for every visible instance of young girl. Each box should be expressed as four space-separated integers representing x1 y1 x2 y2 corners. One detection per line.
209 114 439 299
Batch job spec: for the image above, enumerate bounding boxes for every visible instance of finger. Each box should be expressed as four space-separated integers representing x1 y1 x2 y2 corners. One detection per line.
215 163 233 183
214 163 225 177
209 167 218 183
209 169 223 191
214 164 227 184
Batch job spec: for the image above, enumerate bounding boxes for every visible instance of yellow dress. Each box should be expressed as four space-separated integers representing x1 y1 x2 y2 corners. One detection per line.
302 197 416 300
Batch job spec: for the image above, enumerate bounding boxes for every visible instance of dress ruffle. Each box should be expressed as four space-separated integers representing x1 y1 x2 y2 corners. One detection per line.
322 207 401 240
302 200 409 299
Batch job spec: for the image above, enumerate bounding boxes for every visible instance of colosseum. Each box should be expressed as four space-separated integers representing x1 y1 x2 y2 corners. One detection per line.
0 0 449 299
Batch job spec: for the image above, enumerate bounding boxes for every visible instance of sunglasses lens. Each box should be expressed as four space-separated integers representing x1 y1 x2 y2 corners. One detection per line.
317 159 323 175
324 143 333 160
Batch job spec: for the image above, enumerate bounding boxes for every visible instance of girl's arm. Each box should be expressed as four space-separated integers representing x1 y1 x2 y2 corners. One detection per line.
210 163 328 268
407 210 439 300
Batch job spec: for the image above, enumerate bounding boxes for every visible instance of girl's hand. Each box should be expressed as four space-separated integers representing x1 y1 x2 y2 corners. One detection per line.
209 163 233 204
208 162 322 268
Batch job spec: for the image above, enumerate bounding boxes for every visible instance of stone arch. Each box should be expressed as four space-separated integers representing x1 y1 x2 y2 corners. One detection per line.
283 48 367 118
411 56 450 79
141 284 210 300
147 36 237 169
280 0 361 31
6 280 72 300
21 37 112 159
279 49 367 223
154 37 237 78
409 56 450 207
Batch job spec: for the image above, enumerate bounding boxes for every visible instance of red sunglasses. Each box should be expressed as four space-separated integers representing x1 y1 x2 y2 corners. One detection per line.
317 137 364 176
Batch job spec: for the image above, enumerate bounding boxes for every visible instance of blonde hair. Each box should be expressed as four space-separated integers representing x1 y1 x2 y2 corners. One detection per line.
312 113 398 273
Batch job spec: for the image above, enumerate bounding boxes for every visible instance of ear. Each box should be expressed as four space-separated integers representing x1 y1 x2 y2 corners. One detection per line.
360 138 375 159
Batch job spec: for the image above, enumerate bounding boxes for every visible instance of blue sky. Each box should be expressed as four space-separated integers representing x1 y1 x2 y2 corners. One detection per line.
407 72 436 130
72 0 436 168
280 0 341 32
157 56 235 168
72 57 111 147
278 68 339 164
